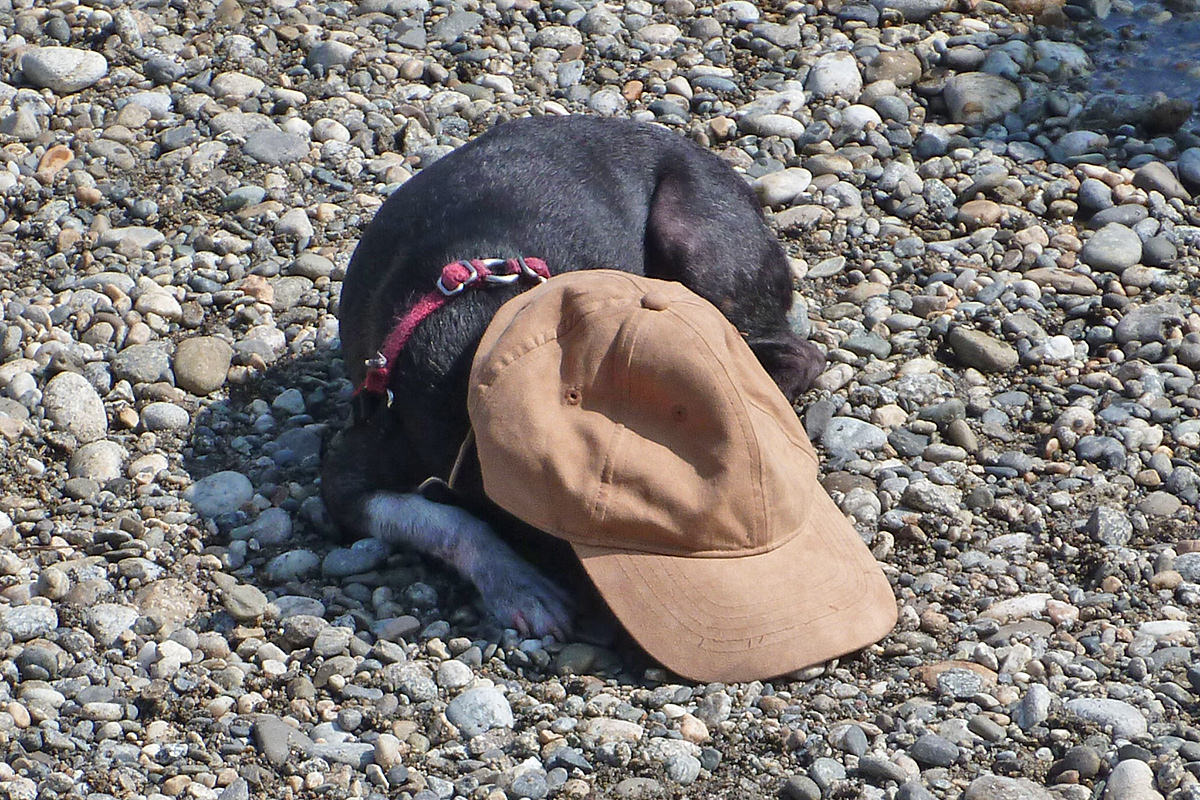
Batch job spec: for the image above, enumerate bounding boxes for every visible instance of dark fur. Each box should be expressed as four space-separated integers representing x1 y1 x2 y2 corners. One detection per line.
322 116 824 636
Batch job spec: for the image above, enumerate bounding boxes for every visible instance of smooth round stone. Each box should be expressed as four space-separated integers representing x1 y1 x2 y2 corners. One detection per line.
42 371 107 443
909 733 959 767
141 402 190 432
21 46 108 93
1078 178 1114 211
112 343 173 385
243 130 309 165
841 104 882 131
68 440 126 482
742 113 806 140
963 775 1055 800
942 73 1021 125
0 605 58 641
88 604 139 647
1090 204 1149 228
1081 223 1143 271
588 88 627 116
805 52 863 100
870 0 947 21
1179 147 1200 190
579 7 623 34
947 327 1018 372
232 507 293 545
307 40 356 70
1065 698 1148 738
821 417 888 452
753 167 812 206
446 687 514 737
436 659 474 690
99 226 166 251
1132 161 1190 201
173 337 233 395
290 253 335 280
1103 759 1164 800
323 538 389 577
185 471 254 518
782 775 821 800
266 550 320 582
865 51 922 86
1141 235 1177 267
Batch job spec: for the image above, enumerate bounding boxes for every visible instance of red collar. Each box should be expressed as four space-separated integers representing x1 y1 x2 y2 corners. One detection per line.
356 256 550 397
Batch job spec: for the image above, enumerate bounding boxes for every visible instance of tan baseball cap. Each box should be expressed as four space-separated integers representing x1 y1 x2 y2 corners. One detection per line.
468 270 896 682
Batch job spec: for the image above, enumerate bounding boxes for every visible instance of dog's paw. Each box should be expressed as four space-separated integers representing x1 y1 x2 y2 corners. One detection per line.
475 558 574 640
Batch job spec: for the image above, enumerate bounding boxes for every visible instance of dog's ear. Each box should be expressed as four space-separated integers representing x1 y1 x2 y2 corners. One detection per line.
748 332 826 403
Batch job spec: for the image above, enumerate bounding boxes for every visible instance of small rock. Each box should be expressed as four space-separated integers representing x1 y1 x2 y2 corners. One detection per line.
185 471 254 518
174 337 233 395
445 687 514 737
948 327 1019 372
21 47 108 93
42 371 107 443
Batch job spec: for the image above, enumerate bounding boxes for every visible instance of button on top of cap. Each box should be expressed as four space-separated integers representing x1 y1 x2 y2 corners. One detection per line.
640 291 671 311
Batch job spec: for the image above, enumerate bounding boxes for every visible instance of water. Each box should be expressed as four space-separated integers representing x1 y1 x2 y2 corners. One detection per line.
1087 0 1200 104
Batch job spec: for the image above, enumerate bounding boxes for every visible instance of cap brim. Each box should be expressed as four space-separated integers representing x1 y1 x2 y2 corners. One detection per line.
572 484 897 683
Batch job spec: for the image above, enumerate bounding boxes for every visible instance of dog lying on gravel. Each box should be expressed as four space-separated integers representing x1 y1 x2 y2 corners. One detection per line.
321 115 824 638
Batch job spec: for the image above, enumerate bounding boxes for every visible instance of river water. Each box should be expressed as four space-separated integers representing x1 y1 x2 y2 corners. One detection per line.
1087 0 1200 104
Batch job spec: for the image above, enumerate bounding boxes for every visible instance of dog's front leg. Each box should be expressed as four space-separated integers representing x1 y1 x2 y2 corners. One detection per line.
363 491 573 638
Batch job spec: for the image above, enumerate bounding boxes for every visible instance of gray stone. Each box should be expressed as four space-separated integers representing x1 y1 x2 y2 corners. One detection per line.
1065 698 1148 739
822 416 888 453
21 47 108 93
909 733 959 767
963 775 1055 800
781 775 820 800
1132 161 1190 201
1086 506 1133 546
948 327 1019 372
141 402 190 432
232 507 293 545
0 605 58 641
1176 552 1200 581
1081 224 1143 271
943 73 1021 125
323 538 389 577
113 344 173 385
1103 759 1164 800
307 40 357 70
42 371 106 443
741 113 806 140
99 226 166 251
805 52 862 100
174 337 233 395
445 687 514 737
88 604 139 647
870 0 947 21
68 440 126 482
243 130 309 165
253 714 297 767
185 471 254 518
1013 683 1052 730
1179 147 1200 191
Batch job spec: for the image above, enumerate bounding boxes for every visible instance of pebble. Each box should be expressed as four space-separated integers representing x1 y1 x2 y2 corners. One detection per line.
1064 698 1148 739
948 328 1019 372
0 605 58 641
185 471 254 518
42 371 107 443
174 337 233 395
21 47 108 94
1080 223 1144 271
445 687 514 738
1104 759 1164 800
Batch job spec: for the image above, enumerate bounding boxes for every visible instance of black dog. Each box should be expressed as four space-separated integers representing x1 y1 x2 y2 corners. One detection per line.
322 116 824 638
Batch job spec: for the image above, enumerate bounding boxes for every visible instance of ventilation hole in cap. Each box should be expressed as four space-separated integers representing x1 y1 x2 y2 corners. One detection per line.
564 386 582 405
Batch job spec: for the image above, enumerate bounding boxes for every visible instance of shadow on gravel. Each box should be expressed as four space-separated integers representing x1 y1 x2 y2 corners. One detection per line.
180 345 646 679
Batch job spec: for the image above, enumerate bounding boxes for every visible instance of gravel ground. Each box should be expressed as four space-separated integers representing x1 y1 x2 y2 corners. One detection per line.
1 0 1199 799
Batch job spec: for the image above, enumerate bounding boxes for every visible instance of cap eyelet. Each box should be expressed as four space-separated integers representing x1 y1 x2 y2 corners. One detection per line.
564 387 582 405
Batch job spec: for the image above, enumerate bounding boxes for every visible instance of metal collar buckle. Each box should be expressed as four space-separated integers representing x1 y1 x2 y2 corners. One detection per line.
436 261 478 296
